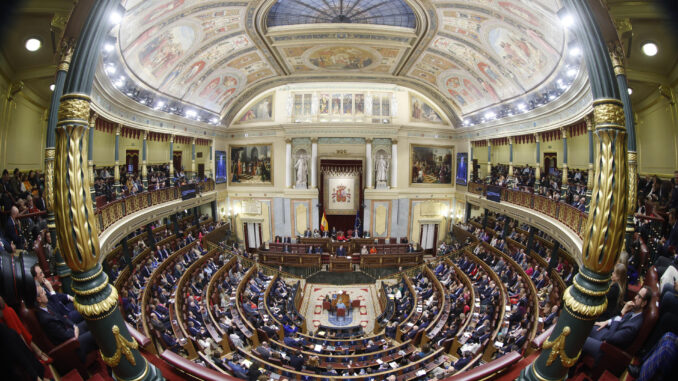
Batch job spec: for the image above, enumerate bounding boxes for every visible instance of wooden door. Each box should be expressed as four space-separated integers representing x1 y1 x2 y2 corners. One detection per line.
126 150 139 174
173 152 182 174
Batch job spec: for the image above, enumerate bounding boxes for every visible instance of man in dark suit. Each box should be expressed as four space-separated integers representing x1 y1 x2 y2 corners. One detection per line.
336 245 346 256
4 206 23 249
582 286 652 362
35 287 97 362
289 350 304 371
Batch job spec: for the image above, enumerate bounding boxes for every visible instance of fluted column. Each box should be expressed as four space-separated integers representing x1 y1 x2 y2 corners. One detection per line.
169 134 174 178
114 123 121 198
486 140 492 178
45 40 73 289
585 115 594 211
285 138 292 188
520 0 628 379
88 114 97 202
54 0 162 379
311 138 318 188
561 128 569 197
534 133 541 188
391 139 397 188
610 44 638 249
141 131 148 189
191 138 196 179
366 138 373 188
508 137 514 177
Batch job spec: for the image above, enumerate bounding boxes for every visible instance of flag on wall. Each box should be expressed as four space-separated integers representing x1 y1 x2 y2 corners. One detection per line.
321 211 329 232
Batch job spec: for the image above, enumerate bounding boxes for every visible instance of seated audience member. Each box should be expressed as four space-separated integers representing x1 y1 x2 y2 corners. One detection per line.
361 245 369 255
31 264 82 324
34 287 98 362
0 309 47 381
0 296 50 363
598 263 627 322
369 246 377 254
582 285 651 362
627 332 678 381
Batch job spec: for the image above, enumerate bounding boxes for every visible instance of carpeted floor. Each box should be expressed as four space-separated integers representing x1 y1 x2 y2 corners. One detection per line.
300 283 381 333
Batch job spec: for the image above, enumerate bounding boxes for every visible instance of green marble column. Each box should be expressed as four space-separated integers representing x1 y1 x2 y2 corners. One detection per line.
114 124 121 198
45 42 73 292
535 133 541 188
54 1 163 379
519 0 628 380
610 45 638 252
142 131 148 189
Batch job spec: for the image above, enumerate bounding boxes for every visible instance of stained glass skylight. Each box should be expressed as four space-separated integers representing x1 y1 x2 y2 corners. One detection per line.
267 0 416 28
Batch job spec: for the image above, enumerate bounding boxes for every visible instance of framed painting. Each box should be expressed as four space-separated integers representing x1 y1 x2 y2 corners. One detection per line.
228 144 273 185
410 145 453 185
410 93 443 123
215 150 227 184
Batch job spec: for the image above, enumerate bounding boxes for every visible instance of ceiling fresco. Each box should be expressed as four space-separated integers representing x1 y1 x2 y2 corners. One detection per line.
109 0 567 123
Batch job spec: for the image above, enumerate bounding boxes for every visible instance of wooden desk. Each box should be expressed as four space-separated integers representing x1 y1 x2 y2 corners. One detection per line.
329 256 352 272
258 252 322 267
359 253 423 268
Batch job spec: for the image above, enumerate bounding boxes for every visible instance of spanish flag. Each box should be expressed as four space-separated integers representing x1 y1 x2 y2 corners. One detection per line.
321 211 329 232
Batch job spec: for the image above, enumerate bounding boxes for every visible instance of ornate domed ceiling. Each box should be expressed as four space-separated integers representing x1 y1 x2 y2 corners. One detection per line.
106 0 570 126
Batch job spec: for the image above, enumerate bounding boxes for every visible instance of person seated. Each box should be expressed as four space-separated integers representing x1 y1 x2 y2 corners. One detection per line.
31 264 82 324
314 245 322 254
336 231 347 241
360 245 369 255
407 243 414 252
34 287 97 362
306 245 313 254
369 246 377 254
582 285 651 363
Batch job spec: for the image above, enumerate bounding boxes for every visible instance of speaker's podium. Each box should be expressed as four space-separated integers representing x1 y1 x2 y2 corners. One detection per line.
329 256 352 272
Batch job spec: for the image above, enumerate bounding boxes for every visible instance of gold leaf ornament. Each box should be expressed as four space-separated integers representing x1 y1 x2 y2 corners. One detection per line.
101 325 138 367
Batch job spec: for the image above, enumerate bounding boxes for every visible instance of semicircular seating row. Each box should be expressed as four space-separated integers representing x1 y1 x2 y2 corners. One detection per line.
116 214 574 380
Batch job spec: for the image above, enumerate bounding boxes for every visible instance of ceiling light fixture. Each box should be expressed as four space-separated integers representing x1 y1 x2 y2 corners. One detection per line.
517 103 526 111
50 84 55 91
25 38 42 52
627 87 633 95
186 110 197 118
104 43 114 52
641 42 658 56
110 12 122 25
105 65 117 74
567 68 577 77
569 46 582 57
560 13 575 28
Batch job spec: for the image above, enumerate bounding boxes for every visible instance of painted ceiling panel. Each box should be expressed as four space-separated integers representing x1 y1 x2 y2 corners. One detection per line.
108 0 568 122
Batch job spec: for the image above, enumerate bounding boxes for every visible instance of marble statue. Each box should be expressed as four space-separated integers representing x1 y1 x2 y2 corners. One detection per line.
295 154 308 188
376 154 389 186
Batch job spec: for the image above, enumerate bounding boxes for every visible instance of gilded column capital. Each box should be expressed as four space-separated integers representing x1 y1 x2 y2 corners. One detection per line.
143 130 148 140
170 134 175 143
534 133 540 143
561 127 567 139
191 137 196 144
89 113 98 127
391 139 398 145
365 137 373 144
285 138 292 144
57 39 75 72
508 136 513 145
310 137 318 143
486 139 491 147
608 42 626 76
57 93 91 123
586 115 593 131
116 123 122 135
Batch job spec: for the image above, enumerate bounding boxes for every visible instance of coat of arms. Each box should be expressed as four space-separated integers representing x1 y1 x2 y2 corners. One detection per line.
331 185 351 203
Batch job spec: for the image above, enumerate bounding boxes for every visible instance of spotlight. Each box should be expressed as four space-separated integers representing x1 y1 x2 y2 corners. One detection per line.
105 65 117 74
104 43 114 52
567 68 577 77
485 112 496 120
155 101 165 109
49 84 55 91
186 109 197 118
641 42 658 57
627 87 633 95
25 38 42 52
517 103 526 111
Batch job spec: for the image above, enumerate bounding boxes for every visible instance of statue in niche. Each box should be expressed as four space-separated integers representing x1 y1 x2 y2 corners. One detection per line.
294 153 308 188
375 154 389 188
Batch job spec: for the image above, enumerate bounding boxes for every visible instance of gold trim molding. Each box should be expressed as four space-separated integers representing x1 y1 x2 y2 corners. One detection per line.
57 93 91 122
101 325 138 367
563 287 607 318
543 327 581 367
592 99 625 127
74 286 118 317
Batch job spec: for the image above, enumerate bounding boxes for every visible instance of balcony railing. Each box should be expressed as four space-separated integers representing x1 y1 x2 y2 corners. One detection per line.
94 179 215 233
468 182 588 238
